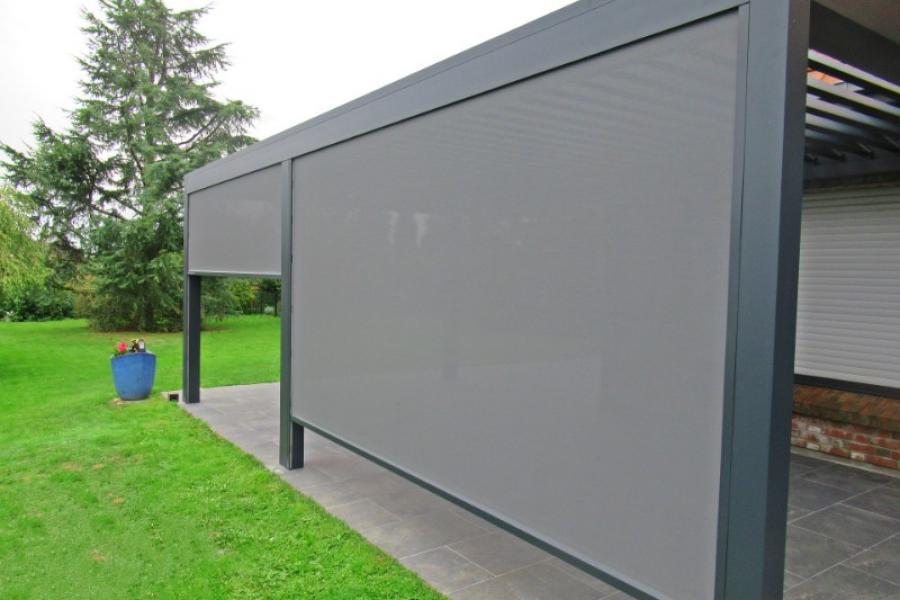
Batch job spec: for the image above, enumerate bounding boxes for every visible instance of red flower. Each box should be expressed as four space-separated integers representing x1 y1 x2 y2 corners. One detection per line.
117 341 128 353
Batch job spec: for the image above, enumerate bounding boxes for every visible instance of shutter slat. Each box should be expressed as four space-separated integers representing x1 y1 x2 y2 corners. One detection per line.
797 188 900 389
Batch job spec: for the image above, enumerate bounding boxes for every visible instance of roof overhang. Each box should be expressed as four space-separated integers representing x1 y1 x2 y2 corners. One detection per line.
184 0 900 193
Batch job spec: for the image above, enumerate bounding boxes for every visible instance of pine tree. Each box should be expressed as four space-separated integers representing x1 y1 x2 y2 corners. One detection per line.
74 0 257 204
1 0 257 330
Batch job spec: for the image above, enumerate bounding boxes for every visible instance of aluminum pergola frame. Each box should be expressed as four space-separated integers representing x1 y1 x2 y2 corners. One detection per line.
181 1 898 598
804 5 900 184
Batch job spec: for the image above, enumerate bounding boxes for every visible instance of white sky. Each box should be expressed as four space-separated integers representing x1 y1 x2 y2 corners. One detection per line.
0 0 573 151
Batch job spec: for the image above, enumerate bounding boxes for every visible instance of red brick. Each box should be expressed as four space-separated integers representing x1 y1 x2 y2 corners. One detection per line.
873 437 900 451
827 447 851 459
824 427 849 439
848 442 876 454
853 433 873 444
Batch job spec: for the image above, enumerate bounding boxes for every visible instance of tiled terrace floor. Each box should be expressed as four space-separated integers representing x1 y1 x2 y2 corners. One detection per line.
182 384 900 599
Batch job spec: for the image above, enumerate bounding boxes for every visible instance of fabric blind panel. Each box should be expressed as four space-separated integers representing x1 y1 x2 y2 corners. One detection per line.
187 165 281 276
293 12 741 600
796 187 900 389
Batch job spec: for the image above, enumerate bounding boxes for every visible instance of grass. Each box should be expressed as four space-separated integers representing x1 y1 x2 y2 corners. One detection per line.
0 316 444 599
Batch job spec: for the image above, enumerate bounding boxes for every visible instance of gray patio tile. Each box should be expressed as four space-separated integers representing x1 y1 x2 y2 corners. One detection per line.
793 504 900 548
302 472 407 508
802 464 893 495
846 536 900 586
449 562 602 600
603 593 639 600
363 509 488 558
449 531 549 576
371 487 457 518
789 477 856 511
784 565 900 600
329 499 401 532
243 420 277 433
543 558 620 596
238 433 277 449
206 424 247 439
784 525 861 578
784 571 807 591
791 454 832 475
401 547 492 594
224 430 269 447
303 444 348 462
232 440 278 465
278 465 335 490
846 486 900 521
449 506 498 530
307 450 389 482
789 504 812 522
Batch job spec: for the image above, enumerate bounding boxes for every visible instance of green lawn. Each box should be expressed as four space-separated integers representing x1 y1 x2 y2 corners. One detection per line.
0 316 443 599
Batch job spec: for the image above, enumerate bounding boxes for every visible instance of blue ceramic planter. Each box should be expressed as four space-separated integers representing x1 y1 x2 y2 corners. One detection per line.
111 352 156 400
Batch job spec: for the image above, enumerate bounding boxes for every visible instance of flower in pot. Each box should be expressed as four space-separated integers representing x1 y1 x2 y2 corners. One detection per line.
110 338 156 400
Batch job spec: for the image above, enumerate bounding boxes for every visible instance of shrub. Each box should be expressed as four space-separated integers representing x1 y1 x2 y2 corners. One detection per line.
225 278 258 315
3 284 74 322
85 199 239 331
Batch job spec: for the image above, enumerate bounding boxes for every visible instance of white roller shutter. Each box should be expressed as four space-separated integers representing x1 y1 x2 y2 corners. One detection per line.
796 187 900 389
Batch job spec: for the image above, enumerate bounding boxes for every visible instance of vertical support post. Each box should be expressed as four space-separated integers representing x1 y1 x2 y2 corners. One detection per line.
182 190 202 404
720 1 809 598
183 274 202 404
280 159 303 469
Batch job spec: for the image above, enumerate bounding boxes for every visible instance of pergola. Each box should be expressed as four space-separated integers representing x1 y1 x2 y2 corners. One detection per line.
804 6 900 182
181 2 899 599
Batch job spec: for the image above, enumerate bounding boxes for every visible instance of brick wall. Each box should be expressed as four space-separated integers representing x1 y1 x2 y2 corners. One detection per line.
791 414 900 470
792 384 900 471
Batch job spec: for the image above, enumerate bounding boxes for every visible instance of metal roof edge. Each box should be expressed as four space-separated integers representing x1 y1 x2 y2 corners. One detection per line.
184 0 744 193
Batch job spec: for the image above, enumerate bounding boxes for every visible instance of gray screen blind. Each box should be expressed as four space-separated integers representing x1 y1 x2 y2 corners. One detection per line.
187 165 281 276
293 13 740 600
796 188 900 389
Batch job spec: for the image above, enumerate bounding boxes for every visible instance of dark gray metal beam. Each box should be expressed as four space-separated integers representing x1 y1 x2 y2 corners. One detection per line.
807 77 900 122
807 49 900 99
806 96 900 136
804 142 845 161
279 160 302 469
806 113 900 152
809 2 900 86
184 0 746 194
805 129 874 157
186 270 281 279
182 190 202 405
805 155 900 182
183 274 201 404
720 1 809 598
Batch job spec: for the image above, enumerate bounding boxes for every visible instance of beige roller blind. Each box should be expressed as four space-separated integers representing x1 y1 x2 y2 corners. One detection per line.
796 187 900 389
